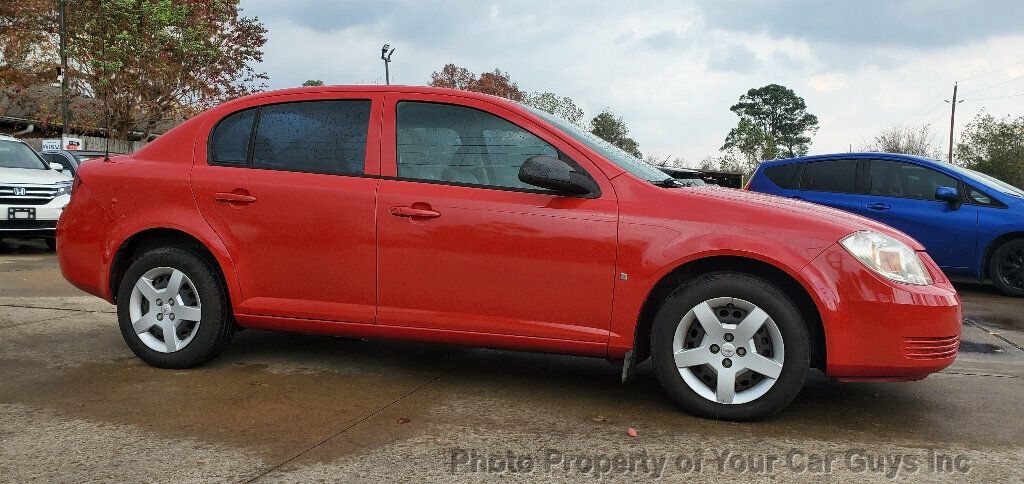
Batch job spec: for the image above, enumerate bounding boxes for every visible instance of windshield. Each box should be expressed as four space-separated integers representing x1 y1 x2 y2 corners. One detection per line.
963 168 1024 198
523 105 672 183
0 140 48 170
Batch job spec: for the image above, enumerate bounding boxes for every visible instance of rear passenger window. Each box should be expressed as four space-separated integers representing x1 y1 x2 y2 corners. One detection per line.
764 163 801 189
252 100 371 175
210 108 255 165
396 101 558 189
869 159 958 200
800 159 858 193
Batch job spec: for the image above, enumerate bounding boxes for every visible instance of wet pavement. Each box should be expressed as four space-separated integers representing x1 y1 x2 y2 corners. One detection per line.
1 239 1022 482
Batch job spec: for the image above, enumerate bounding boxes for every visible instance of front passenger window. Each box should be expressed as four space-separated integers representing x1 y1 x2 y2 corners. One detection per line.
869 160 958 201
396 101 558 189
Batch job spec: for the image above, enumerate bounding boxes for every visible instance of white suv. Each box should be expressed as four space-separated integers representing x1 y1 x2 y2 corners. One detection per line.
0 135 73 248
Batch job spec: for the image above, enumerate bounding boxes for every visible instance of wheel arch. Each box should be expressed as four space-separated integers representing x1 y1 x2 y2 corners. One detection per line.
981 231 1024 279
109 227 236 308
632 255 826 370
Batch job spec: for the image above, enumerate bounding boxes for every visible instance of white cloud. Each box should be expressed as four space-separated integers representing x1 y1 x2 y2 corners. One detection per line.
238 0 1024 164
808 73 849 93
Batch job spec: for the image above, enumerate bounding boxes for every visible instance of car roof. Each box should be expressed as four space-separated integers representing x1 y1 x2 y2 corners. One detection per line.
0 134 24 142
215 85 521 112
760 152 944 168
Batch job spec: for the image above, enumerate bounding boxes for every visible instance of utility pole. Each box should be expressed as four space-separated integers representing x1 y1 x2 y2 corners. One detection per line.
58 0 69 140
945 82 962 164
381 44 395 85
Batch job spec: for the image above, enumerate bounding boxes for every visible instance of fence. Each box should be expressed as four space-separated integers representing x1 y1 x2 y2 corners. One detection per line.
21 136 146 154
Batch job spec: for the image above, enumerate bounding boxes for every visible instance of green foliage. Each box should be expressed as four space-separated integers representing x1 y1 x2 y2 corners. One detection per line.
722 83 819 162
590 109 642 158
524 91 585 126
955 113 1024 189
2 0 268 138
302 79 325 86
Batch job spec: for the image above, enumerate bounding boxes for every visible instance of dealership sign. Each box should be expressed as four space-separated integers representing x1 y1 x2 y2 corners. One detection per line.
41 137 84 150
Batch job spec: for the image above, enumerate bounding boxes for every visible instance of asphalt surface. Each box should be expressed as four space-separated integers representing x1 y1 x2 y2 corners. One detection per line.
1 238 1022 482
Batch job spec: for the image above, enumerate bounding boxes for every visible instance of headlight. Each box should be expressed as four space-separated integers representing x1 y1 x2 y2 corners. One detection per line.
55 183 73 196
840 231 932 286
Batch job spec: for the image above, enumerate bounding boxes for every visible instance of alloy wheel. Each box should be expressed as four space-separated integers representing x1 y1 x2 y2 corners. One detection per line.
997 246 1024 291
128 267 202 353
672 297 785 404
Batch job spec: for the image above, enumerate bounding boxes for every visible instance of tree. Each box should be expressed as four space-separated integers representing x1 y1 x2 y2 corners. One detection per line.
862 123 941 158
428 64 524 102
955 113 1024 189
722 118 778 168
1 0 268 139
469 69 524 101
723 83 819 160
0 0 56 88
429 63 476 90
523 91 584 126
645 153 687 169
590 109 641 158
302 79 324 87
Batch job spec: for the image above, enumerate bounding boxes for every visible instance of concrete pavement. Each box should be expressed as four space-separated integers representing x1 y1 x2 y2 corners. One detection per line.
1 239 1022 482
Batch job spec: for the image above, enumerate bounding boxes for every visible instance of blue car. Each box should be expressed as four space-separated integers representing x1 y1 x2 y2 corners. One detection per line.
748 153 1024 297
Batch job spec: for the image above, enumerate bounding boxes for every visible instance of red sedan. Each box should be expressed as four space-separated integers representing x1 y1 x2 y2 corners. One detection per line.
57 86 961 420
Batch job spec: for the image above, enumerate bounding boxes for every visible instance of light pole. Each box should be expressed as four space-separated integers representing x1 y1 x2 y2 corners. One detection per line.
381 44 395 85
58 0 69 140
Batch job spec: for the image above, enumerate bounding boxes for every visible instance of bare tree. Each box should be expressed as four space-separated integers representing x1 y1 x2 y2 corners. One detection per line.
862 123 942 159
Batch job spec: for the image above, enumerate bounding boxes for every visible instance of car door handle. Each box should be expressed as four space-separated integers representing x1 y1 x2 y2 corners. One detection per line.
866 202 890 211
390 205 441 219
213 192 257 204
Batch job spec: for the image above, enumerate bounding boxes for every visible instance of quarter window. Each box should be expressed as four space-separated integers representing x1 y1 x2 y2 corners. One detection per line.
800 159 859 193
764 163 801 189
869 160 958 200
396 101 559 189
210 108 255 165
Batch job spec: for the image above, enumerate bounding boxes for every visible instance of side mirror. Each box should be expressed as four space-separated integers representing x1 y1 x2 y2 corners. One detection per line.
518 156 596 195
49 162 64 172
935 186 959 204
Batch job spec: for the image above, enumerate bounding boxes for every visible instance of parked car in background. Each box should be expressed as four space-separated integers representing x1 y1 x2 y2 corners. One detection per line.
40 149 82 178
658 167 711 187
58 86 961 420
748 153 1024 297
68 150 120 163
0 135 73 249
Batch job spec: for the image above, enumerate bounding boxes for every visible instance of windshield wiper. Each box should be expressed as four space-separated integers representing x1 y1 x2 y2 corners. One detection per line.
651 178 680 188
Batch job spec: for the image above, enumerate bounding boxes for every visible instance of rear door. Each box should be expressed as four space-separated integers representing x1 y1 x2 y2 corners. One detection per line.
191 93 383 323
861 159 978 270
793 158 865 213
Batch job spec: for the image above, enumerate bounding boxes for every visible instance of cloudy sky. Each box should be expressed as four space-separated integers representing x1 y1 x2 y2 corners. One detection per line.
237 0 1024 165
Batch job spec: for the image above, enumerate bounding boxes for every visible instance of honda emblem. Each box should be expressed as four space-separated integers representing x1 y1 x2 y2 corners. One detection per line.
13 187 26 196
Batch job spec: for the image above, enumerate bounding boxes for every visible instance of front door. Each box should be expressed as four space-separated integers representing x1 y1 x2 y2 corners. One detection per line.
191 93 383 323
860 159 978 270
375 95 618 342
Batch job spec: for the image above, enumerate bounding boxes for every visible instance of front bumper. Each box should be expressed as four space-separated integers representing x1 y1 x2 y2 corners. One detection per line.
0 197 68 238
800 243 961 380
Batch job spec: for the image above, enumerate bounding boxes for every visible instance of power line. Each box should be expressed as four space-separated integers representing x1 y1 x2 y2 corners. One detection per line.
906 86 948 119
911 99 944 124
962 72 1024 96
962 91 1024 101
957 58 1024 82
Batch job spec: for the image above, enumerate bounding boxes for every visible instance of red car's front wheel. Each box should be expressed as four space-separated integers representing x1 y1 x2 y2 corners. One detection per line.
651 271 810 421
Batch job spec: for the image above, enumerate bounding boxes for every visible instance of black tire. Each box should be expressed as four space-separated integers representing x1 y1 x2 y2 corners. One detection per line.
990 239 1024 298
651 271 809 421
44 237 56 251
117 247 234 368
